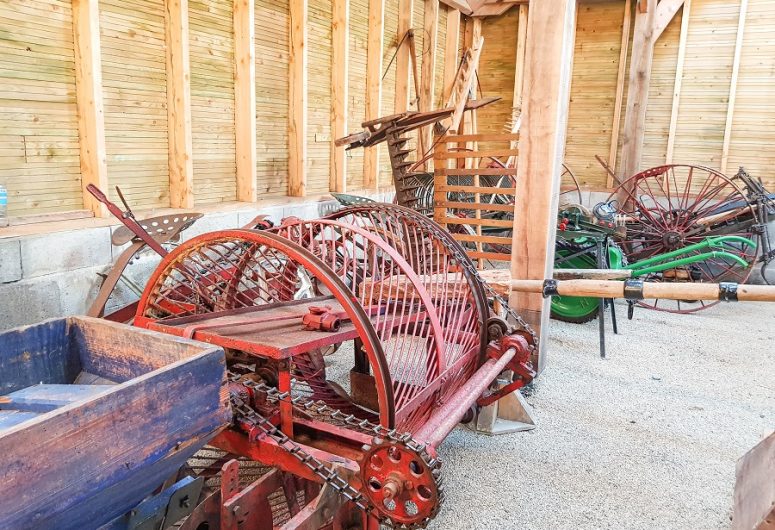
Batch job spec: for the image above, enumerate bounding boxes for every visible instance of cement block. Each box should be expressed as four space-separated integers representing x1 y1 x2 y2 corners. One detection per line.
181 211 241 240
238 206 284 227
0 239 22 283
0 277 62 331
58 265 106 317
20 227 112 279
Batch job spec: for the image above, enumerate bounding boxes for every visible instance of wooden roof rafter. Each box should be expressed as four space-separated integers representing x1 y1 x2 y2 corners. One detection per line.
469 0 527 17
439 0 473 15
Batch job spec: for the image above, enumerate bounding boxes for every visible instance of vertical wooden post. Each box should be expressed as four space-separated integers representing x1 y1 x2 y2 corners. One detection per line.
619 0 657 182
665 0 690 165
331 0 349 192
442 8 460 102
72 0 108 217
607 0 631 183
509 0 577 373
619 0 685 181
419 0 439 152
720 0 748 174
234 0 257 202
395 0 414 113
364 0 385 189
288 0 308 197
165 0 195 209
512 4 528 110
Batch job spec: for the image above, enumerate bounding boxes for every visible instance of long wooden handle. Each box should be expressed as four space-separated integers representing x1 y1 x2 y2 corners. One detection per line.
510 279 775 302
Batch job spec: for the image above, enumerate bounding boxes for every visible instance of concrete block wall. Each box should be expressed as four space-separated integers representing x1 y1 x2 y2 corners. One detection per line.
0 192 393 331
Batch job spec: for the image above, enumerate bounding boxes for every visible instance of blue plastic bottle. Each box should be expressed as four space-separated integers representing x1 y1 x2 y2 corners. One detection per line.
0 184 7 227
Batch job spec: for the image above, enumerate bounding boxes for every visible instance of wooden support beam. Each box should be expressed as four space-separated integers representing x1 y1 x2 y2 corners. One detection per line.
665 0 690 165
419 0 440 152
72 0 108 217
165 0 194 209
606 0 631 185
721 0 748 175
471 1 520 18
512 4 528 109
439 0 472 16
654 0 686 40
442 8 461 101
509 0 576 373
288 0 308 197
620 0 686 182
364 0 386 189
619 0 657 182
234 0 257 202
395 0 414 113
331 0 349 192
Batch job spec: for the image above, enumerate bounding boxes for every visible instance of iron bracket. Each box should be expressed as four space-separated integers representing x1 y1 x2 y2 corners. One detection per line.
719 282 739 302
542 279 559 298
623 279 645 301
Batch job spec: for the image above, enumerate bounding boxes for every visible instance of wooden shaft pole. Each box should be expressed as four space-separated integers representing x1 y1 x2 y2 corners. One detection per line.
510 279 775 303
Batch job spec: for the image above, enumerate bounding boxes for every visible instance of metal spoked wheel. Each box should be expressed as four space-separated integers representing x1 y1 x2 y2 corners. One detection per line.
560 163 583 205
609 164 759 313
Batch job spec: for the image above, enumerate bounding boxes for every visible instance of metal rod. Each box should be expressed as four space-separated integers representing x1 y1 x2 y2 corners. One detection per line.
414 347 517 448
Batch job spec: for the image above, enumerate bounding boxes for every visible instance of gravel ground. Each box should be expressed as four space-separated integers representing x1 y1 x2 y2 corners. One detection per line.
431 301 775 530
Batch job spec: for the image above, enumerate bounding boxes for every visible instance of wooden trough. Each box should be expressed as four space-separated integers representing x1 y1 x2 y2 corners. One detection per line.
0 316 229 530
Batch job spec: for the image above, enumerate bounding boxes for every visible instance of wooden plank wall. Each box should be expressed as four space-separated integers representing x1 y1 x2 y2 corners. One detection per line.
433 4 448 108
254 0 289 197
100 0 170 208
379 0 399 187
189 0 237 205
639 8 680 169
726 0 775 177
476 8 518 152
671 2 740 168
564 0 626 189
479 0 775 191
306 0 331 195
0 0 456 218
0 0 82 215
345 0 368 190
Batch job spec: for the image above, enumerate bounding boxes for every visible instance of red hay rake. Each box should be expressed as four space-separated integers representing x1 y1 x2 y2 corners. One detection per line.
123 203 535 529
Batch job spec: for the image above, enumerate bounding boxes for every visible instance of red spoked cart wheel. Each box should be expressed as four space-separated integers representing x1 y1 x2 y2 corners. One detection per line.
609 164 759 313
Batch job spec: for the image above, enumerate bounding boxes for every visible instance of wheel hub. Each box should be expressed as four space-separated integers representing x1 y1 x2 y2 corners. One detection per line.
662 230 684 249
360 439 441 528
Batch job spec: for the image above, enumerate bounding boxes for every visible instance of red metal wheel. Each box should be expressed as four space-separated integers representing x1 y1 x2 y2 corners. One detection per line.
134 229 397 425
360 440 441 527
272 216 484 433
609 164 758 313
323 203 489 357
560 163 583 205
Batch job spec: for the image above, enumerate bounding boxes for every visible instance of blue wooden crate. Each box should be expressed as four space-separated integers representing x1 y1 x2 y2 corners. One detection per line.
0 316 229 530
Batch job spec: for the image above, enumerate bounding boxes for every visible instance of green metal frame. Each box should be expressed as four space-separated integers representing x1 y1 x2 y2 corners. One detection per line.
551 235 757 324
624 235 755 277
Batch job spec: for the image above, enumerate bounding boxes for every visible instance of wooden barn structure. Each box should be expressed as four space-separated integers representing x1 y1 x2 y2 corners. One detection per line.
0 0 774 348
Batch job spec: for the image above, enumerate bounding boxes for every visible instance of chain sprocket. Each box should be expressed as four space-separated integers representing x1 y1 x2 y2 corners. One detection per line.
226 372 443 529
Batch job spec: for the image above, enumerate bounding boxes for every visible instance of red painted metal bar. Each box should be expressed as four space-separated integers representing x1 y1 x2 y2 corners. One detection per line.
413 346 517 448
86 184 169 257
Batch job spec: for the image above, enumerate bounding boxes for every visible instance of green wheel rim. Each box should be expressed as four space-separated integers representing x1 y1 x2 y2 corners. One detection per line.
551 249 600 321
551 242 625 322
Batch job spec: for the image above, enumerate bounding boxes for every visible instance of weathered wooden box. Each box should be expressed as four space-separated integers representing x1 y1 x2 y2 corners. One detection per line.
0 316 229 530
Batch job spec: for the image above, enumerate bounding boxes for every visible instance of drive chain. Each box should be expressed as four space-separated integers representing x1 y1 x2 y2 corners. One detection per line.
226 372 443 529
